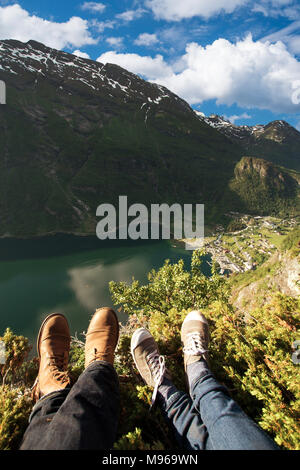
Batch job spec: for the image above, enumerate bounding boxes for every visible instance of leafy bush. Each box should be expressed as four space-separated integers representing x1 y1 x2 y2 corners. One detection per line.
0 386 33 450
0 329 36 450
280 226 300 256
109 249 230 316
204 295 300 450
114 427 164 450
0 328 36 386
227 219 247 232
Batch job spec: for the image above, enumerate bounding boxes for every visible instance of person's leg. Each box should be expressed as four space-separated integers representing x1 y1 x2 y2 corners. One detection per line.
20 389 70 449
157 377 210 450
21 361 120 450
130 328 209 450
21 307 120 450
181 310 279 450
187 360 278 450
20 312 72 449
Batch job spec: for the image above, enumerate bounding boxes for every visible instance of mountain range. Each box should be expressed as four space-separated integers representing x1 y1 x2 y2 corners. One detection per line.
197 113 300 172
0 39 299 237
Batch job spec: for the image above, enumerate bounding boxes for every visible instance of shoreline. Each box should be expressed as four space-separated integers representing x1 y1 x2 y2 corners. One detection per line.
0 230 96 240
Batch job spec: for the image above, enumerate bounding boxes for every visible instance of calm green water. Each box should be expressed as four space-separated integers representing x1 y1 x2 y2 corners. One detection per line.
0 235 210 342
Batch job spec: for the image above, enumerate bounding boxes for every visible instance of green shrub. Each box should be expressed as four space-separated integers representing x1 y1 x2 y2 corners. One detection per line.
280 226 300 256
227 219 247 232
109 249 230 316
203 294 300 449
0 329 36 450
68 337 86 382
0 328 35 386
114 427 164 450
0 386 33 450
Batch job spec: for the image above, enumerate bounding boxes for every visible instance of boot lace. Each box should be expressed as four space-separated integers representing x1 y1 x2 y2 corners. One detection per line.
47 352 70 385
92 347 110 361
146 351 166 408
183 332 208 357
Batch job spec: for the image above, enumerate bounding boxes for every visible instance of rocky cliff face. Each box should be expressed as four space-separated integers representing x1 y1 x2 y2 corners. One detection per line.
233 251 300 312
229 156 299 214
234 156 294 188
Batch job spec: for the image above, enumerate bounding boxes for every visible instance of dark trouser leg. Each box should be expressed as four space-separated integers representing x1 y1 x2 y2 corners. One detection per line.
20 361 120 450
19 389 70 449
189 361 279 450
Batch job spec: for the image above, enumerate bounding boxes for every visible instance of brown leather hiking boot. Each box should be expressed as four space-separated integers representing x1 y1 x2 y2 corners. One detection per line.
32 313 71 401
181 310 210 371
85 307 119 368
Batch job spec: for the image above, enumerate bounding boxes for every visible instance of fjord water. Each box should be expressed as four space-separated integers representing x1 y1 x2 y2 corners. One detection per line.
0 235 210 342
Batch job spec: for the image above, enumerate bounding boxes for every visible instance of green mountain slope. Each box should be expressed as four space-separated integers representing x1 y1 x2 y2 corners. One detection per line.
227 156 300 215
0 39 299 237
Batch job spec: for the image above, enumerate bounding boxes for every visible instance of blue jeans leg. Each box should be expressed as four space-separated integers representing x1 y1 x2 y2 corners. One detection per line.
157 380 209 450
190 370 279 450
20 361 120 450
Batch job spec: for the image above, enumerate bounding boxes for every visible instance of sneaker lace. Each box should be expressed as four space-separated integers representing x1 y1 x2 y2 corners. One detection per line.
146 351 166 408
183 332 208 357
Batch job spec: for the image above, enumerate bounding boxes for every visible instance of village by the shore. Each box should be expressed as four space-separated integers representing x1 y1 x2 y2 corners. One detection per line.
183 213 299 274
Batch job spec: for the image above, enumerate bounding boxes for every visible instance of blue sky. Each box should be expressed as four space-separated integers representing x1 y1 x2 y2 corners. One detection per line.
0 0 300 129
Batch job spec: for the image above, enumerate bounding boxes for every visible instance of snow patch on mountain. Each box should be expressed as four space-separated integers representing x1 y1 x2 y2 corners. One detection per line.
193 110 296 144
0 39 190 115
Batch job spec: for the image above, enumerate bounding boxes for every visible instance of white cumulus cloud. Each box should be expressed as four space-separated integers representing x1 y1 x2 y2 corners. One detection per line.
97 51 173 79
0 4 97 49
159 36 300 113
98 35 300 114
72 50 91 59
262 21 300 55
90 19 116 32
81 2 106 13
106 37 124 49
134 33 159 47
116 8 146 22
226 112 252 124
145 0 247 21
